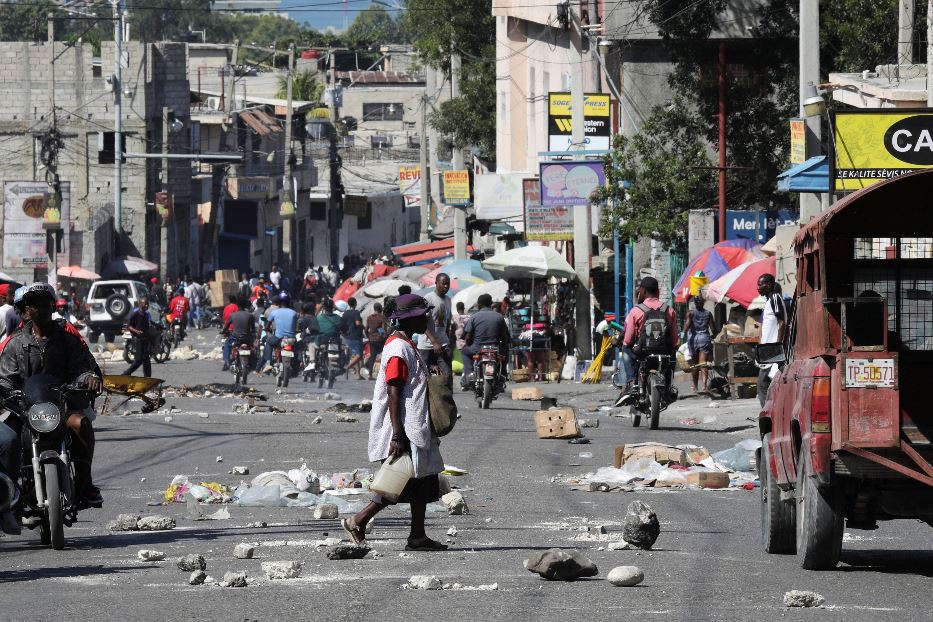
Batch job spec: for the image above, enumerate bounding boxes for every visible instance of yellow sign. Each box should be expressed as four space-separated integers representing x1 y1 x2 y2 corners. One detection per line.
547 93 610 117
790 118 806 164
833 110 933 191
443 170 470 205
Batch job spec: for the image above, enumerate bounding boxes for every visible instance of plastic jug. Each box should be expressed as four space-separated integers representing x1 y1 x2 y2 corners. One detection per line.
369 453 414 502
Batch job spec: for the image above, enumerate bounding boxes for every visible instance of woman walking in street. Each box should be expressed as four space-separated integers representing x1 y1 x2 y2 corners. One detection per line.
342 294 447 551
685 295 716 394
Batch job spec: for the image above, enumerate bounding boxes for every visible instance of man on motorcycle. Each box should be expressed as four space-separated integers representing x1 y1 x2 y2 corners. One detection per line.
0 283 103 533
263 293 298 371
617 276 679 405
222 298 256 369
460 294 510 390
168 289 190 340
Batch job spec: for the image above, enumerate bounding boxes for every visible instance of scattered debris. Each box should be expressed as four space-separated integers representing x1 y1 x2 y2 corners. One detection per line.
578 418 599 428
177 554 207 572
335 415 358 423
322 392 341 401
220 571 248 588
607 566 644 587
136 515 176 531
108 514 141 532
622 500 660 550
407 575 443 590
525 548 598 581
325 543 371 560
784 591 826 608
512 387 543 400
589 525 606 536
312 416 323 424
262 561 302 580
326 402 372 413
568 438 591 445
442 491 468 515
447 526 458 537
137 549 166 562
198 413 210 419
246 521 268 529
216 456 223 463
314 537 343 547
233 543 255 559
313 503 339 519
164 416 173 423
232 466 249 475
535 407 582 439
188 570 207 586
608 541 634 551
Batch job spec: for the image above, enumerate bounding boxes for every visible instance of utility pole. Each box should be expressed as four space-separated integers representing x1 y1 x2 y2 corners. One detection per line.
899 0 915 63
718 42 727 242
426 66 442 222
571 12 592 360
282 44 295 270
799 0 822 220
451 48 467 261
588 0 601 90
161 106 170 278
47 13 60 286
328 49 342 266
418 92 430 240
113 0 124 247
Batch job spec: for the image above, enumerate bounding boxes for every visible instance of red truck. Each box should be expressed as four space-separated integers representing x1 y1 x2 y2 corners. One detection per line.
759 170 933 569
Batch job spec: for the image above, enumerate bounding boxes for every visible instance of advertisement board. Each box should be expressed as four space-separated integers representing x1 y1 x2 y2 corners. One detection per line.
442 170 470 206
790 118 806 164
548 92 611 151
832 109 933 191
3 181 70 269
723 209 798 243
398 165 421 208
539 161 605 207
474 173 526 220
344 194 369 217
524 178 573 241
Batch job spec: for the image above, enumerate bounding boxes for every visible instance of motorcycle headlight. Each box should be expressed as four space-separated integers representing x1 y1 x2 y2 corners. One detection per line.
27 402 61 433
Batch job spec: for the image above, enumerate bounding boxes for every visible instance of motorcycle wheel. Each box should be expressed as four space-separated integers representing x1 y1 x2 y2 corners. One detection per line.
482 378 493 409
123 340 135 364
327 368 336 390
648 374 662 430
282 367 290 388
44 463 65 550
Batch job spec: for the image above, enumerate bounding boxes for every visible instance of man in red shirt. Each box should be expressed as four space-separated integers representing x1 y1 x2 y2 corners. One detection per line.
221 295 240 370
618 276 679 401
222 294 239 325
168 291 190 340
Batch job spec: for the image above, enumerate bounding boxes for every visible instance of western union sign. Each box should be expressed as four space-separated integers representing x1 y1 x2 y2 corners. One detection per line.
833 109 933 191
548 92 611 151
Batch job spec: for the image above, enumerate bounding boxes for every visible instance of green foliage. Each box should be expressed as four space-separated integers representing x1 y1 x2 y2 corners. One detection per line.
0 0 62 42
594 99 717 247
344 6 407 49
404 0 495 160
821 0 898 72
129 0 211 43
276 68 323 102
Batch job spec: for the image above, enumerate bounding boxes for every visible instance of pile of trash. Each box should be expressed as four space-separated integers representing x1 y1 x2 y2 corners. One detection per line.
164 476 232 503
570 440 762 491
325 401 373 414
164 384 264 399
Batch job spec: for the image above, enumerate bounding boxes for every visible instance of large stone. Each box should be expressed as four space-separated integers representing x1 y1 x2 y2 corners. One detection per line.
622 500 660 550
441 491 468 515
108 514 140 531
233 543 255 559
607 566 645 587
325 543 371 560
176 554 207 572
313 503 339 519
136 515 176 531
512 387 543 401
188 570 207 585
335 415 358 423
136 549 166 562
784 591 826 608
220 571 248 588
408 575 443 590
262 561 302 579
524 548 598 581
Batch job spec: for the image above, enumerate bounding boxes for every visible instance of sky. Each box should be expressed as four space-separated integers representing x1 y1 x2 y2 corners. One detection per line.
281 0 393 32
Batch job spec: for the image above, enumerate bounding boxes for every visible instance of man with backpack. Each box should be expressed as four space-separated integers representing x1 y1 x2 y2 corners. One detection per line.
617 276 679 405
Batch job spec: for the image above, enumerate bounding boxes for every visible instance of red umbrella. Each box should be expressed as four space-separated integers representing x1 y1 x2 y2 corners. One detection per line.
673 239 764 303
705 257 776 307
333 279 360 303
367 264 396 282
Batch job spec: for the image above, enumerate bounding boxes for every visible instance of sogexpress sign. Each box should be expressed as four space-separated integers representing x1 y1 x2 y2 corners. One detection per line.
833 110 933 191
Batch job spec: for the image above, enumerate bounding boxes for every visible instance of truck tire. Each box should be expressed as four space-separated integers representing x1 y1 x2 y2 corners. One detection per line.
796 447 844 570
105 293 131 320
760 433 796 554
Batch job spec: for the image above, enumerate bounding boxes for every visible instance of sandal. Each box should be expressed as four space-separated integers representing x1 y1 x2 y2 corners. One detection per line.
405 536 448 551
341 517 365 545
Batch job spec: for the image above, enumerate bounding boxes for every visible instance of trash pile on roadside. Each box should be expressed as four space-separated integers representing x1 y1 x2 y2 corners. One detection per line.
566 439 762 491
164 384 265 399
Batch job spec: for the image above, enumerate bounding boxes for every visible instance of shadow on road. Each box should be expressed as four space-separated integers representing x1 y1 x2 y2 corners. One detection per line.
839 549 933 576
0 564 145 584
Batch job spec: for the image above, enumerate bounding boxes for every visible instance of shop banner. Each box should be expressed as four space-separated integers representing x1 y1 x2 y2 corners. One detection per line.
3 181 70 269
790 118 806 164
399 165 421 208
548 92 611 151
539 161 605 207
524 178 574 241
443 170 470 206
474 173 526 220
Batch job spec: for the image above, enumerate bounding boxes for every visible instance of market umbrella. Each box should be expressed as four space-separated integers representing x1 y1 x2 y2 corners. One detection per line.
482 246 576 280
452 279 510 312
393 265 433 281
360 277 421 299
420 259 493 286
103 256 158 276
333 279 360 303
0 271 19 283
57 265 101 281
673 239 764 303
704 257 776 308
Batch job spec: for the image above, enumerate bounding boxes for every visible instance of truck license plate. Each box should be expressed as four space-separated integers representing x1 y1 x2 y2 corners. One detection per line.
845 358 895 387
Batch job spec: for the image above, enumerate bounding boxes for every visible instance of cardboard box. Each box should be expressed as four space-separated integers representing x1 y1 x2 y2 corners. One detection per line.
534 407 581 439
215 269 239 283
512 386 542 400
209 280 239 307
511 368 530 383
684 446 711 465
614 443 688 468
686 471 730 489
744 316 762 338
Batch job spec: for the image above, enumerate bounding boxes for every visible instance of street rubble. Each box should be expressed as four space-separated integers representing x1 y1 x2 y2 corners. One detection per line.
622 500 660 550
406 576 499 591
136 550 166 562
524 548 599 581
566 440 762 492
108 514 176 532
783 590 826 608
262 561 302 580
607 566 645 587
177 554 207 572
220 571 248 588
164 383 264 400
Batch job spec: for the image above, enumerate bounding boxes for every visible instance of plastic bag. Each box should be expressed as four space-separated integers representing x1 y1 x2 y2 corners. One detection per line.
712 439 762 472
286 491 323 507
588 459 666 485
287 465 321 494
251 471 300 498
234 484 286 507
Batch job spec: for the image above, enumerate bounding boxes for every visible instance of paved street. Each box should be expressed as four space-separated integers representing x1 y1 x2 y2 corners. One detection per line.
1 330 931 621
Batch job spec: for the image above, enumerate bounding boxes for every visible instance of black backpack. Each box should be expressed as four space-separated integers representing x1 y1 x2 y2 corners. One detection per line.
637 303 670 354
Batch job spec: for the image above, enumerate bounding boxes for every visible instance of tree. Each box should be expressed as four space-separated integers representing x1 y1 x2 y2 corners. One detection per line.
0 0 60 41
344 6 404 49
593 99 717 247
276 68 323 102
128 0 211 43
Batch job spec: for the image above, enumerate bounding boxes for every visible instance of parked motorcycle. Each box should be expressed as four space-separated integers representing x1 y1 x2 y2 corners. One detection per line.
613 353 678 429
229 339 253 387
1 374 98 550
472 346 507 409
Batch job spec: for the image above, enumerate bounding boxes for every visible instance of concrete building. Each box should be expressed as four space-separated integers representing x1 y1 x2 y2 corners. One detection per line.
0 41 191 281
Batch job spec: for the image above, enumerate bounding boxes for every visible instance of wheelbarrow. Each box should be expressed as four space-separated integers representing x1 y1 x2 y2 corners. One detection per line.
100 375 166 415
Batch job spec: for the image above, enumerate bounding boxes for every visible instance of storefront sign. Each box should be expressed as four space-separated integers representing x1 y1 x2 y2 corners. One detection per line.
3 181 70 268
724 209 797 243
539 161 605 207
790 118 806 164
399 165 421 208
443 170 470 206
524 178 574 241
344 194 369 217
832 109 933 191
548 92 611 151
226 176 272 200
474 173 525 220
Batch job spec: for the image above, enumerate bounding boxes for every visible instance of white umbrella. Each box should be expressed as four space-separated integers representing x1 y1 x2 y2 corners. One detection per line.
482 246 576 280
452 279 510 312
360 277 419 299
392 266 432 281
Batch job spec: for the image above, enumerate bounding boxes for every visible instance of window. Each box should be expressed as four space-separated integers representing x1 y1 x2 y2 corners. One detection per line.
309 200 326 221
98 132 126 164
357 202 372 230
362 103 403 121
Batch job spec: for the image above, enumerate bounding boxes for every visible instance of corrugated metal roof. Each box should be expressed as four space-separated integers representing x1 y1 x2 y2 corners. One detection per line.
337 70 423 85
240 110 282 136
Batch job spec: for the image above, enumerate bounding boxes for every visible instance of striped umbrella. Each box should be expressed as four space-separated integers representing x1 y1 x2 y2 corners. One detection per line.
673 239 764 303
704 256 776 308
